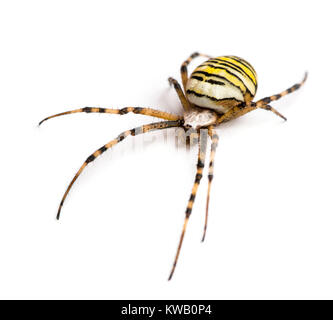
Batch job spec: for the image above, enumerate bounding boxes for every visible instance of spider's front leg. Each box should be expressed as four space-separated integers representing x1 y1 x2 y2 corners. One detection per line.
55 120 182 220
168 128 208 280
39 107 181 125
202 126 219 242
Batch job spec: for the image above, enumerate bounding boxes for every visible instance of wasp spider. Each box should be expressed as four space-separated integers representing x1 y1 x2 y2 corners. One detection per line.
39 52 307 280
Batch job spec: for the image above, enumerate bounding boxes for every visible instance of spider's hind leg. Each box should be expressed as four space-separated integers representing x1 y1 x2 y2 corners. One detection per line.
217 102 287 124
254 72 308 108
259 104 287 121
168 77 191 112
180 52 212 91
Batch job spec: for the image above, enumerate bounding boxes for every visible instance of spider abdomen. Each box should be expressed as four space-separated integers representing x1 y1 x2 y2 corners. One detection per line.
186 56 257 114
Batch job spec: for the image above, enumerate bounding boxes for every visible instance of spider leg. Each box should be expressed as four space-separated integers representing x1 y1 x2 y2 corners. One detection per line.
168 129 208 280
39 107 181 125
254 72 308 108
217 103 286 124
258 104 287 121
55 120 182 220
217 103 255 124
217 72 307 124
202 127 219 242
168 77 191 111
180 52 212 91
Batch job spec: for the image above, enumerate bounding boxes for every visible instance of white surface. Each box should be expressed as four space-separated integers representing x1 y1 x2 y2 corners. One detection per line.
1 0 333 300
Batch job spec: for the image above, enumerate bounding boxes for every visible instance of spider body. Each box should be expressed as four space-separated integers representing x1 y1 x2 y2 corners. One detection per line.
183 108 217 129
186 56 257 113
39 52 307 280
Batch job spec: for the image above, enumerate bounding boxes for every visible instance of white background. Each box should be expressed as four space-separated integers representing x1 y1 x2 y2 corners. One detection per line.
1 0 333 300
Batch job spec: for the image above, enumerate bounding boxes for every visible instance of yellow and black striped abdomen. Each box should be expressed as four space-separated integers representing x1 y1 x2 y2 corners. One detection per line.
186 56 257 114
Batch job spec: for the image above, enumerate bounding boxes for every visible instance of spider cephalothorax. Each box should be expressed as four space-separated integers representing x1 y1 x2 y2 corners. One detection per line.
39 52 307 280
183 107 217 129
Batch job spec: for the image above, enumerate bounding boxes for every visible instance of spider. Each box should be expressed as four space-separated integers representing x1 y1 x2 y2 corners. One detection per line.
39 52 307 280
